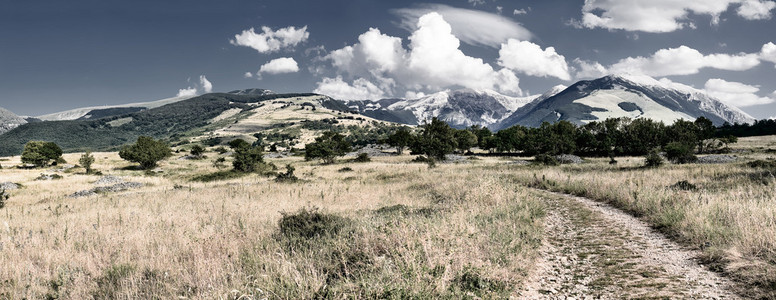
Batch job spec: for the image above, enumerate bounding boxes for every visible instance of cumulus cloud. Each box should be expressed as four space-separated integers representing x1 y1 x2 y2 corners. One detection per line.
313 76 386 100
578 0 776 32
175 75 214 97
199 75 213 93
573 59 609 79
230 26 309 53
244 72 253 78
318 12 523 100
176 87 197 97
572 45 760 78
513 8 528 15
738 0 776 19
393 4 532 48
705 78 776 107
498 39 571 80
762 42 776 66
258 57 300 77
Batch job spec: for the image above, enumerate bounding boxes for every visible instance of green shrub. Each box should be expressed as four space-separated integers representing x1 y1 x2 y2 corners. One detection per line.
664 142 697 164
747 160 776 169
353 153 371 163
670 180 698 191
278 209 348 240
192 170 246 182
275 164 299 183
119 136 172 170
21 141 63 167
190 145 205 158
305 131 352 164
338 167 353 172
232 143 264 173
212 157 227 169
534 154 559 166
79 151 95 174
644 149 664 167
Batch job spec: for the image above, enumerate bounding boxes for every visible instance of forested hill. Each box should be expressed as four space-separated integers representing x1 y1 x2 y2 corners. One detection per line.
0 92 317 156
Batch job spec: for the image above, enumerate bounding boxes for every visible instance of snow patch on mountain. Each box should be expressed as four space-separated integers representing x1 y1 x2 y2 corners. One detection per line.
574 90 694 124
37 95 195 121
0 107 27 134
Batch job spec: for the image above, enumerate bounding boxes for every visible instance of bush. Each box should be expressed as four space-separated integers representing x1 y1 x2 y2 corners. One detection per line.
278 209 348 240
338 167 353 172
664 142 697 164
192 170 245 182
644 149 663 167
190 145 205 158
353 153 371 163
212 157 227 169
670 180 698 191
533 154 559 166
119 136 172 170
305 131 352 164
79 151 95 174
0 189 8 209
214 146 228 154
231 141 264 173
21 141 63 167
275 164 299 183
747 160 776 169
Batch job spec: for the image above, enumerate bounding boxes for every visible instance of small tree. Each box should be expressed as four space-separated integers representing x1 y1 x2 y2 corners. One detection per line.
230 139 264 173
454 129 478 153
411 118 457 160
21 141 63 167
79 151 96 174
305 131 352 164
119 136 172 170
387 128 413 155
644 149 663 167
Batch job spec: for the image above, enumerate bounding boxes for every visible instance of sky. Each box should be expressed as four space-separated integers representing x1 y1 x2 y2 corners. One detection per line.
1 0 775 119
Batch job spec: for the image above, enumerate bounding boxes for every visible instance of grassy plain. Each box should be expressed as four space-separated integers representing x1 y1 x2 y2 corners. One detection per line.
1 135 775 298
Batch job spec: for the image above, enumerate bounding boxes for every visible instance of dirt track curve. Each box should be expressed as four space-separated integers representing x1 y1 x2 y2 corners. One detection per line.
518 190 740 299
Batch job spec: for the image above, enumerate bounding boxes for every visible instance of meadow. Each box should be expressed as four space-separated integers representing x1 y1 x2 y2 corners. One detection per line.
1 136 775 298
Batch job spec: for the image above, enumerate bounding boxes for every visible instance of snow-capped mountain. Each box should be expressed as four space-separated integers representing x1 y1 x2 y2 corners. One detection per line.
0 106 27 135
36 95 198 121
498 74 754 129
342 88 565 129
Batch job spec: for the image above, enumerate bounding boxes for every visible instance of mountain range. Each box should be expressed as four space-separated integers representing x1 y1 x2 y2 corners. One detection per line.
0 74 758 156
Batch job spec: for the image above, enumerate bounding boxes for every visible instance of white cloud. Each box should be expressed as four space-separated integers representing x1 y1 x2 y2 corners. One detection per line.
230 26 309 53
606 45 760 76
579 0 775 32
199 75 213 93
573 59 609 79
498 39 571 80
244 72 253 78
320 12 523 99
393 4 532 48
313 76 386 100
468 0 485 6
738 0 776 19
705 78 776 107
513 9 528 15
258 57 300 77
761 42 776 66
176 87 197 97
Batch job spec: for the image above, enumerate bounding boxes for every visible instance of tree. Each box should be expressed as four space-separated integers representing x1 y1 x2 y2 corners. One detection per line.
387 128 413 155
644 149 663 167
305 131 352 164
21 141 63 167
79 151 95 174
454 129 478 153
694 117 715 153
232 143 264 172
119 136 172 169
664 142 697 164
412 118 457 160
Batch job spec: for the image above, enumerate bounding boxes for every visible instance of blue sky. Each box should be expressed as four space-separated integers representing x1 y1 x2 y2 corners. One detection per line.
1 0 775 119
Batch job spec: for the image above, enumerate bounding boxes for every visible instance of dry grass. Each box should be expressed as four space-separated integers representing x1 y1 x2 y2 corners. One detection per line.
0 152 543 298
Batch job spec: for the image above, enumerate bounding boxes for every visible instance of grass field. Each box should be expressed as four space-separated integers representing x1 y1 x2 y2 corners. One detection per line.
1 136 775 298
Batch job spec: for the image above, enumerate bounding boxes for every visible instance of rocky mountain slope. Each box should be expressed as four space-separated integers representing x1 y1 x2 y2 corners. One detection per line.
499 74 754 128
0 107 27 135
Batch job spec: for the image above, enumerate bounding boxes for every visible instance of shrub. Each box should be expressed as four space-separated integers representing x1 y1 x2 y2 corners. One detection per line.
190 145 205 158
534 154 559 166
644 149 664 167
192 170 245 182
119 136 172 170
0 189 8 209
305 131 352 164
338 167 353 172
79 151 95 174
353 153 371 163
747 160 776 169
670 180 698 191
275 164 299 183
411 118 456 160
231 142 264 173
278 209 348 240
664 142 697 164
21 141 63 167
214 146 228 154
212 157 227 169
387 128 412 155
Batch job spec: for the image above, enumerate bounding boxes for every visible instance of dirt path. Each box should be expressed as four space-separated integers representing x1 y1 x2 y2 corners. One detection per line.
518 190 740 299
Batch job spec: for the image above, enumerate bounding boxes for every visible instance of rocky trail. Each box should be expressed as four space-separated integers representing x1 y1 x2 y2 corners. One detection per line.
518 190 740 299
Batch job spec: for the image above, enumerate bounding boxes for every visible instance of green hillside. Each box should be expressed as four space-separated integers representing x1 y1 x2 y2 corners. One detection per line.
0 92 317 156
